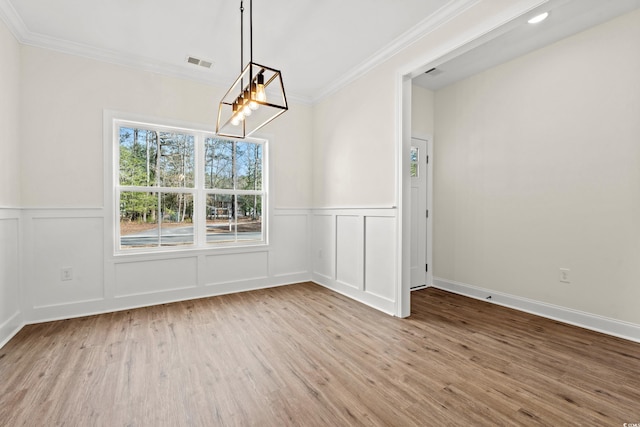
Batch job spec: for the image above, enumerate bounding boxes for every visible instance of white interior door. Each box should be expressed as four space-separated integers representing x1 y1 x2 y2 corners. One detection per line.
410 138 428 289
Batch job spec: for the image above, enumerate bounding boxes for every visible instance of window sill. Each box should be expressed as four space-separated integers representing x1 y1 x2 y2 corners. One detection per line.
112 242 270 260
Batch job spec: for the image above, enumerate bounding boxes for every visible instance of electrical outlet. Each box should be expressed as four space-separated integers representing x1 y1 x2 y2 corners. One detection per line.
559 268 570 284
61 267 73 281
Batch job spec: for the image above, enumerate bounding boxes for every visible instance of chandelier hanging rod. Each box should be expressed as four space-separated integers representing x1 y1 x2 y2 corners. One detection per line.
239 1 254 89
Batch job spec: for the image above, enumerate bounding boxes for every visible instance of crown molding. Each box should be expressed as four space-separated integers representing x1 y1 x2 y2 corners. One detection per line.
1 0 474 106
311 0 481 103
0 0 26 42
0 0 314 105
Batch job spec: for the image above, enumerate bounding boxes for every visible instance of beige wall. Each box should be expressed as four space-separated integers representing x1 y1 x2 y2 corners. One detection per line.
434 9 640 324
311 0 543 208
19 46 313 208
312 65 398 207
411 85 434 138
0 17 20 206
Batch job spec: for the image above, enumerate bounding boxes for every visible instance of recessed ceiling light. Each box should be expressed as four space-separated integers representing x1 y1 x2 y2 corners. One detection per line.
528 12 549 24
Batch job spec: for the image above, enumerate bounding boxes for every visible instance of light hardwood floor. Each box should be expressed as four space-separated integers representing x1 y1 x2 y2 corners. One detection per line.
1 283 639 426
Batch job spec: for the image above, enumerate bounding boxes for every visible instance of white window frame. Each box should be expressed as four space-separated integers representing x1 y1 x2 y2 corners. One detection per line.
105 112 268 256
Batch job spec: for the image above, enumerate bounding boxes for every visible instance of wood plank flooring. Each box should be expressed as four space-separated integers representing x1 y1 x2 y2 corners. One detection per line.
1 283 639 426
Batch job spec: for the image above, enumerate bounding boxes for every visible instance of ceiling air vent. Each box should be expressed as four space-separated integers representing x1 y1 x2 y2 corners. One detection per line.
186 56 213 69
425 67 443 76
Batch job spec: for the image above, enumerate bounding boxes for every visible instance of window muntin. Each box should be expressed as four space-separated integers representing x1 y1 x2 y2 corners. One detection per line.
115 121 265 252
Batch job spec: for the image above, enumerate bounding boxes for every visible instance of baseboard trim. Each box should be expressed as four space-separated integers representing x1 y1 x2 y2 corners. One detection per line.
433 277 640 344
25 274 311 325
0 311 24 350
312 274 395 315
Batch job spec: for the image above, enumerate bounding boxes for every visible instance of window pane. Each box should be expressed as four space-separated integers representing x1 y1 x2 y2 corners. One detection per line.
410 147 418 163
119 192 194 248
119 191 159 248
160 193 194 246
236 142 263 191
119 127 158 186
206 194 235 243
410 147 419 177
237 195 262 242
158 132 195 187
204 138 234 189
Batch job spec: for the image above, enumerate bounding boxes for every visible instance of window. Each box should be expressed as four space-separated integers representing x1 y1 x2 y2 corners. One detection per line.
115 120 266 252
410 146 419 177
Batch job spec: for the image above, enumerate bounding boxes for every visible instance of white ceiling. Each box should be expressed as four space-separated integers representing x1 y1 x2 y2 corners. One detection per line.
413 0 640 90
2 0 639 103
0 0 465 102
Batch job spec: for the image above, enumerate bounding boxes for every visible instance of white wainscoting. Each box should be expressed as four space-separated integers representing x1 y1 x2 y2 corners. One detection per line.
20 207 311 323
31 215 105 307
336 215 363 290
0 208 23 348
433 277 640 344
115 256 198 297
270 211 310 278
6 206 399 346
311 208 397 314
312 214 335 281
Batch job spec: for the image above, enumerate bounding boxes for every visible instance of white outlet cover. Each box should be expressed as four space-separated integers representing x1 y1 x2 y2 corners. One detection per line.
61 268 73 281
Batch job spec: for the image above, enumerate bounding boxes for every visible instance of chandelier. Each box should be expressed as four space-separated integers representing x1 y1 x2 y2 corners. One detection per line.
216 0 288 138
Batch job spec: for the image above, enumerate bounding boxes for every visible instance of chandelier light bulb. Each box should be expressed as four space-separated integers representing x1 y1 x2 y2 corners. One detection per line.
256 85 266 102
233 96 244 121
230 101 241 125
249 83 259 110
256 73 267 102
242 89 253 116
